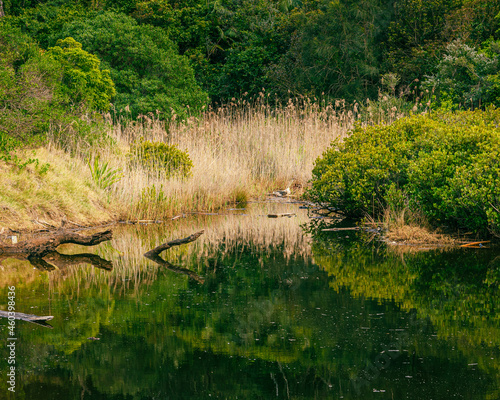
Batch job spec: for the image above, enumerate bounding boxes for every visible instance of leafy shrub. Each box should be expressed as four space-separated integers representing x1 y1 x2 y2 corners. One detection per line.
128 141 193 179
47 37 115 112
310 109 500 235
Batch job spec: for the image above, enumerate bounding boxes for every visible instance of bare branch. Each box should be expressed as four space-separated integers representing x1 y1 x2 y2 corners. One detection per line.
144 230 205 283
144 230 204 258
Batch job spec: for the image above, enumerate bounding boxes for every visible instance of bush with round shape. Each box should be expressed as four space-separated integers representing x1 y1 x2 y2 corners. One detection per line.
128 140 193 179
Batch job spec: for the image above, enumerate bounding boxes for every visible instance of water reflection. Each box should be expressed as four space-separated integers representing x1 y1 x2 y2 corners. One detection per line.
0 251 112 271
0 202 498 399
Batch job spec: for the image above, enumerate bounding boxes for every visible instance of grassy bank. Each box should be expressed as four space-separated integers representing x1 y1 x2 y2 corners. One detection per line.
0 99 356 232
0 147 117 232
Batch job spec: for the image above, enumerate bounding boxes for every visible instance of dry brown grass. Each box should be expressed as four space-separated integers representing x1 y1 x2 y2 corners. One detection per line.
381 207 457 246
0 97 354 231
385 224 456 246
101 98 354 220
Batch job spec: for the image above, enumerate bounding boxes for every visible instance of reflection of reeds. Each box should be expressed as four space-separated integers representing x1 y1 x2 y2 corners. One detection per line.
1 203 314 297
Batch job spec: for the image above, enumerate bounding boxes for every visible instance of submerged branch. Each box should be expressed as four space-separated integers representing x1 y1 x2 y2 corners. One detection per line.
0 310 54 329
145 253 205 284
144 230 205 283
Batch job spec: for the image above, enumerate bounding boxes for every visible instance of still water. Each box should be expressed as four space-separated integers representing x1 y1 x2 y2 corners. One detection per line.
0 202 499 399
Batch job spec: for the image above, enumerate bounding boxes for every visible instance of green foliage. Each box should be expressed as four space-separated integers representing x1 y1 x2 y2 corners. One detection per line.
385 0 461 84
134 0 290 102
87 156 123 190
47 37 116 112
269 0 395 101
423 40 500 110
6 0 500 114
128 140 193 179
6 1 88 48
139 183 167 204
51 11 208 119
0 20 115 163
0 21 57 162
310 109 500 234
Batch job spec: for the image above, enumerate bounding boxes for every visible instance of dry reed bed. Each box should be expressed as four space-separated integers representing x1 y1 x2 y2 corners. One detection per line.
103 99 355 220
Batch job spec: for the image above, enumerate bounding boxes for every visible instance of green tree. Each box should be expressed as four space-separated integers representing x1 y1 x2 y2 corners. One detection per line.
268 0 395 101
53 11 208 118
423 40 500 109
134 0 292 101
0 20 115 162
47 37 115 112
0 22 59 162
385 0 462 85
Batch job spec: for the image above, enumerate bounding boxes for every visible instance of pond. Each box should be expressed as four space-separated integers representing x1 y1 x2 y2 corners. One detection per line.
0 201 499 399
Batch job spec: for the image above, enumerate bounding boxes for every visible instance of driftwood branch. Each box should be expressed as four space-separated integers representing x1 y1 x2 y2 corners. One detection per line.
0 311 54 329
144 230 204 258
0 229 112 258
322 227 360 232
144 230 205 283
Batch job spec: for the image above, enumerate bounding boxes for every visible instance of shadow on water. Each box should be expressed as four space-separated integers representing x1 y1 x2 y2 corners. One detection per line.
0 202 498 399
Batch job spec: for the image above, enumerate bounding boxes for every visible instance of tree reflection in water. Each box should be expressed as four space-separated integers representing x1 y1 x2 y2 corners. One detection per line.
0 202 498 399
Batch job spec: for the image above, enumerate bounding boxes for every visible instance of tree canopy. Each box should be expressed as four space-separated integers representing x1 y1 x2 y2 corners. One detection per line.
2 0 500 111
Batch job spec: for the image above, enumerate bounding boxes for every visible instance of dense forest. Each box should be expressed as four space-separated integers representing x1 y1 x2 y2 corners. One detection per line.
2 0 500 117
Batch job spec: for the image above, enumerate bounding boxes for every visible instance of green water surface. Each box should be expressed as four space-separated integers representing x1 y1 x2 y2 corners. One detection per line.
0 203 499 399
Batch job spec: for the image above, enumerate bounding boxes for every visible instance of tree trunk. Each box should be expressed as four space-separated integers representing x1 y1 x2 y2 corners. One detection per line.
0 0 5 18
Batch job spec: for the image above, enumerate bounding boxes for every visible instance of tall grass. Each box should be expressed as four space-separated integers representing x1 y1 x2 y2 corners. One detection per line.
0 94 416 231
100 96 357 220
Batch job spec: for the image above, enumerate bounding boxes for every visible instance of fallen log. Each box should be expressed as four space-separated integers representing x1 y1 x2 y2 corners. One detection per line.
0 229 112 258
144 230 205 283
322 227 360 232
267 213 296 218
0 310 54 328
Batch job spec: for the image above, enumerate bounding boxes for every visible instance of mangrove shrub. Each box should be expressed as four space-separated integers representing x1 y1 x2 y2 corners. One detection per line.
310 109 500 235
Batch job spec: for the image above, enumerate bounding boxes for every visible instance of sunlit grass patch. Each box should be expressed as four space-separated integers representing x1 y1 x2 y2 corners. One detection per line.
0 147 116 230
